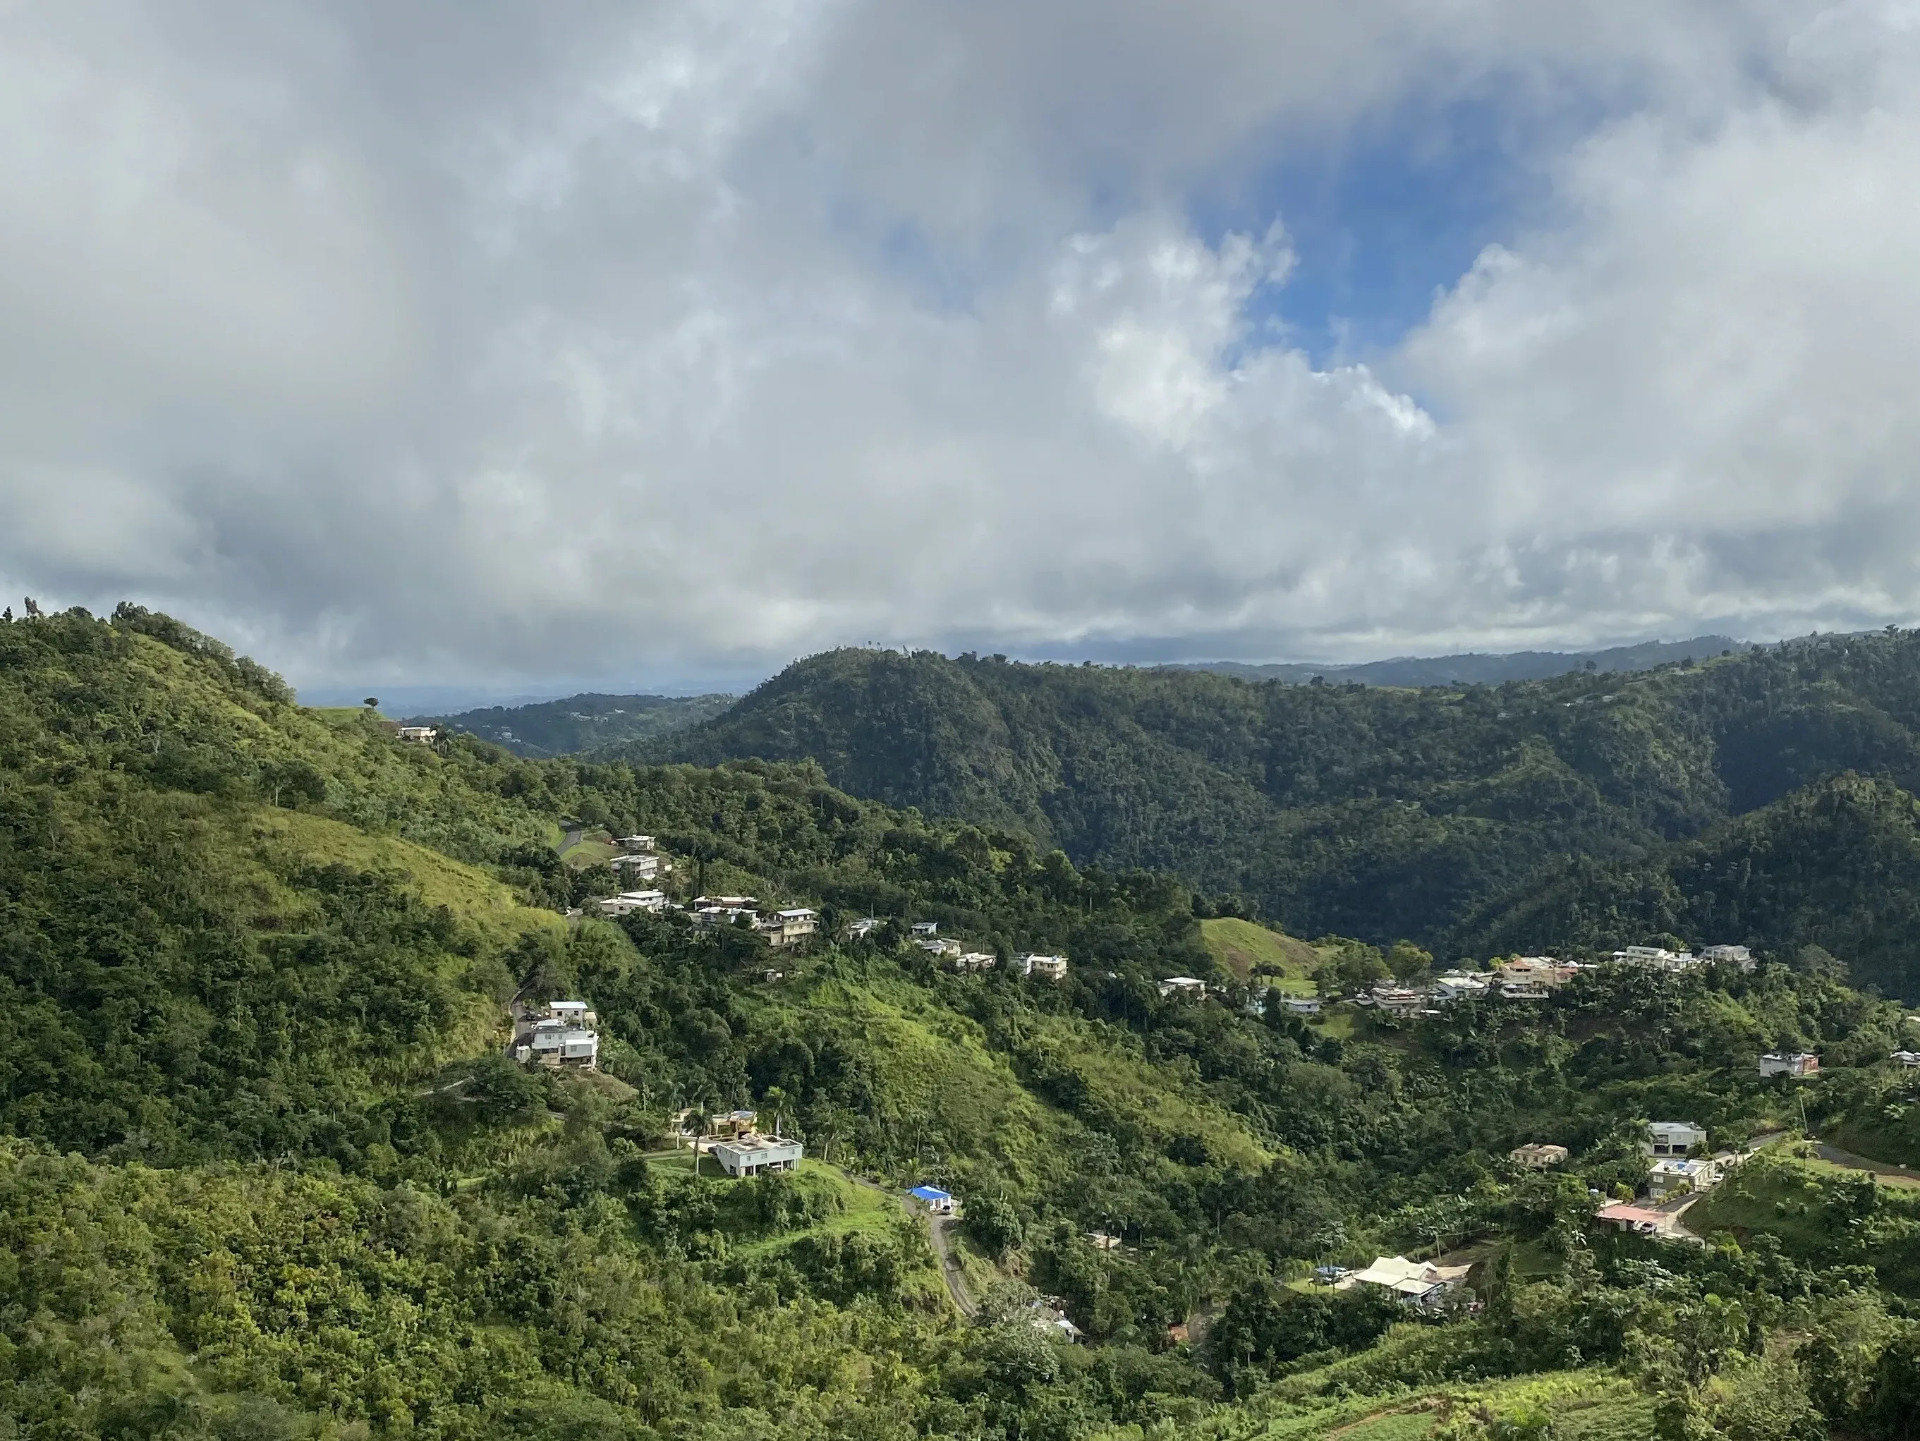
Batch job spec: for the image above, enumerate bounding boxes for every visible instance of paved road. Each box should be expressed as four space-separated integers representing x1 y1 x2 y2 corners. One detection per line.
558 824 584 855
1813 1141 1920 1187
846 1173 976 1318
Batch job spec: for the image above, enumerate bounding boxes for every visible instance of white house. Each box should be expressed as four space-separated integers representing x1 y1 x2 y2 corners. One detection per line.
1893 1050 1920 1069
1282 994 1323 1015
598 889 668 917
1432 973 1490 1005
847 917 884 939
1613 946 1699 971
1647 1157 1720 1201
756 908 818 948
950 951 998 973
908 1185 955 1215
1337 1255 1473 1309
1023 954 1069 981
1158 976 1207 999
611 853 661 880
1759 1051 1821 1079
695 905 759 930
710 1134 803 1177
1368 985 1428 1015
616 835 656 852
397 725 437 742
1700 945 1756 971
1497 956 1580 988
1646 1121 1709 1157
522 1016 598 1069
910 921 940 937
915 937 963 958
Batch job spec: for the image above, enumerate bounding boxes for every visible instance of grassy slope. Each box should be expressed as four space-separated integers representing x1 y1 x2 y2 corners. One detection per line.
1202 918 1325 992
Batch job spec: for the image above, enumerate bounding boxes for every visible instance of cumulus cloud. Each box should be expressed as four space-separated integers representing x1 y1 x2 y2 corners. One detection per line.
1 0 1916 687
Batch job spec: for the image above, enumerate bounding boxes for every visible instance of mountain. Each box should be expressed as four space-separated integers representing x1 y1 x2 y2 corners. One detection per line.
412 689 734 758
11 604 1920 1439
1166 634 1748 686
637 633 1920 993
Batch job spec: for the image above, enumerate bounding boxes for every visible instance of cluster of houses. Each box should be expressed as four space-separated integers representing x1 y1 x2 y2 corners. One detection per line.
511 999 600 1070
1511 1120 1749 1233
883 921 1069 979
672 1107 805 1177
1333 944 1758 1017
595 887 821 948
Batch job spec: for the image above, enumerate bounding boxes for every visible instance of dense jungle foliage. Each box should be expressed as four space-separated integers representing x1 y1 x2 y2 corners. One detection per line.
14 605 1920 1440
638 634 1920 996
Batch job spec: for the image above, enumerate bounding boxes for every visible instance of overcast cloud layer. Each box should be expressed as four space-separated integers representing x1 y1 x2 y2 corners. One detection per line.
3 0 1918 691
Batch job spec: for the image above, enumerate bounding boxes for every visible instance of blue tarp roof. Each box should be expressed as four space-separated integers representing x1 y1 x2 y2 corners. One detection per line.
908 1186 952 1202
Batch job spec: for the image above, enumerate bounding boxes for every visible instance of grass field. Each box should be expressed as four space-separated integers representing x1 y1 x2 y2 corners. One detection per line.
1202 918 1325 992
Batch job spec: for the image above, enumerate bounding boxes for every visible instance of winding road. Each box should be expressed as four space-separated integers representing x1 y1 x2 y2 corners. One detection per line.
845 1172 977 1318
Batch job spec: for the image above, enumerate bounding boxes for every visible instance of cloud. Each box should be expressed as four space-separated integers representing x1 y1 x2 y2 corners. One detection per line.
1 0 1916 687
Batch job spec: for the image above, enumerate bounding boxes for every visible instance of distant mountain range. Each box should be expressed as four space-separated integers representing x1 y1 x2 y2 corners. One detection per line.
1162 635 1749 687
411 691 734 759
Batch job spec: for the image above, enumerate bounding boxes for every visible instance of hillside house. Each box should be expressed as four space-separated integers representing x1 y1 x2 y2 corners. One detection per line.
1337 1255 1473 1310
519 1018 598 1069
1759 1051 1821 1079
908 1185 955 1215
1894 1050 1920 1069
711 1134 803 1177
1646 1121 1709 1157
915 937 962 958
847 917 883 939
950 951 997 973
1701 944 1757 971
708 1110 759 1140
617 835 655 852
1614 946 1699 971
1282 994 1323 1015
1647 1157 1720 1201
1368 985 1427 1015
397 726 437 742
1596 1203 1682 1237
1158 976 1207 999
611 853 661 880
1510 1143 1569 1169
1433 973 1490 1005
692 895 757 909
1023 954 1068 981
598 889 667 917
695 905 759 930
756 908 818 947
910 921 940 937
1498 956 1580 988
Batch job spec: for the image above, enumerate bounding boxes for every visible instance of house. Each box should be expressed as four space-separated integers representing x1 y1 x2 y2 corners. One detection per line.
755 908 818 948
545 1000 595 1025
707 1110 759 1140
521 1018 598 1069
1158 976 1207 999
1647 1157 1719 1201
1510 1143 1569 1169
692 895 757 909
1646 1121 1709 1157
1759 1051 1821 1079
1892 1050 1920 1069
598 889 668 917
1701 944 1756 971
1368 985 1428 1015
1090 1231 1122 1251
1499 981 1552 1000
1313 1265 1349 1282
950 951 997 973
915 937 962 958
908 1185 955 1215
1613 946 1699 971
1282 994 1323 1015
397 725 437 742
1432 973 1490 1005
710 1134 803 1177
611 853 661 880
911 921 940 937
616 835 655 853
1496 956 1580 992
1595 1203 1682 1237
1336 1255 1473 1309
695 905 759 930
847 917 884 939
1023 954 1069 981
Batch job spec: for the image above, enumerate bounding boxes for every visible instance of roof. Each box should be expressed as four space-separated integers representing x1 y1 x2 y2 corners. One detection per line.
908 1186 952 1202
1341 1255 1471 1295
1596 1203 1672 1225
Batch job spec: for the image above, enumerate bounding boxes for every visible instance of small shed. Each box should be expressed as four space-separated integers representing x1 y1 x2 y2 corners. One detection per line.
908 1185 955 1215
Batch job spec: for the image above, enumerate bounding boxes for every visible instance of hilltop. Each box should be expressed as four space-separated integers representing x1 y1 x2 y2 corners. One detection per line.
1166 633 1747 687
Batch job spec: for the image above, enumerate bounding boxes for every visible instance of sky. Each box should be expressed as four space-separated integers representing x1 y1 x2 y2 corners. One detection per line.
5 1 1920 698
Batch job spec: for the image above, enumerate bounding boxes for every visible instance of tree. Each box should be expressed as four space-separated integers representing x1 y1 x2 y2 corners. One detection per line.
1388 940 1434 985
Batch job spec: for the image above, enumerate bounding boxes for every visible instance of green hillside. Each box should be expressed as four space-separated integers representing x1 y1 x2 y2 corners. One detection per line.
18 605 1920 1438
634 635 1920 997
416 690 734 759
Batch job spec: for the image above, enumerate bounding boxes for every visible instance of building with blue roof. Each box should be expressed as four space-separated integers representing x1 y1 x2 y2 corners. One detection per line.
908 1185 955 1214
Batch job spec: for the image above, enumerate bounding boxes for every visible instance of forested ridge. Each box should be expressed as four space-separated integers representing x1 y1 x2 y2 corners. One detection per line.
15 606 1920 1439
639 635 1920 996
